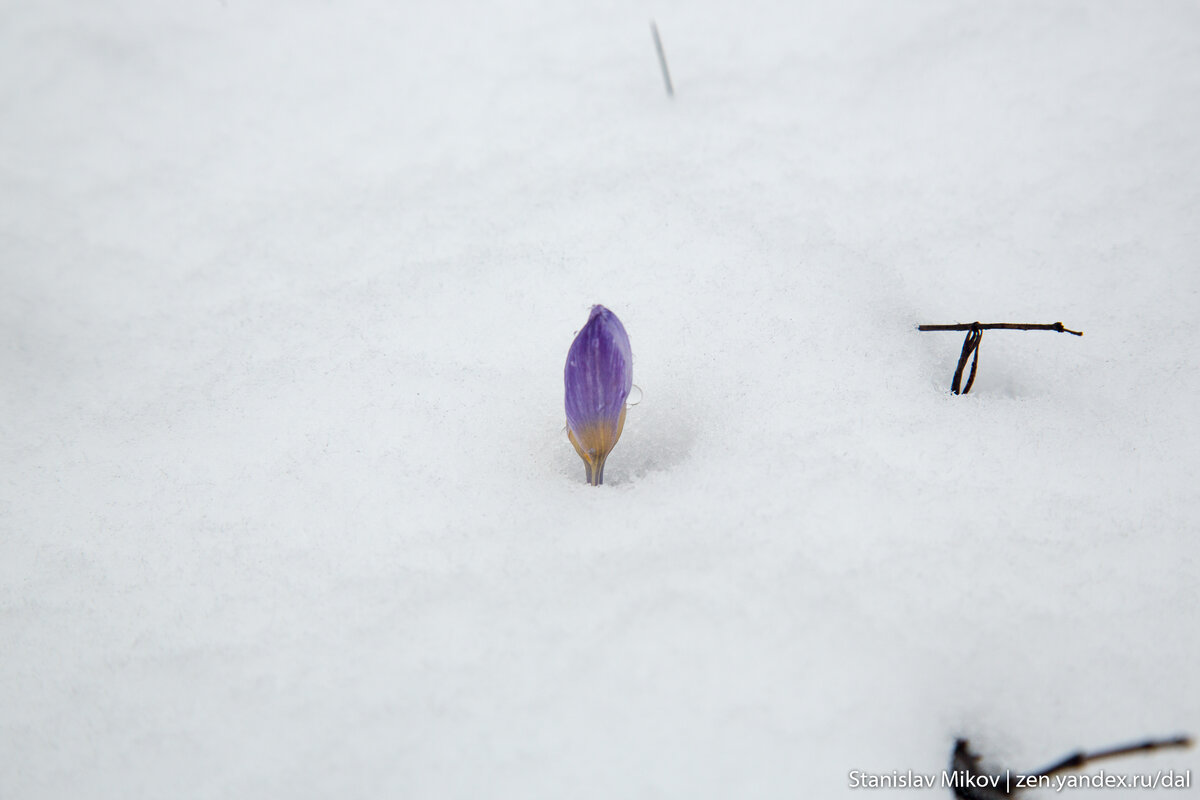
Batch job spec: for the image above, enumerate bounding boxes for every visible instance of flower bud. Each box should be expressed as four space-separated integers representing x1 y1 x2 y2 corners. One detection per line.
564 305 632 485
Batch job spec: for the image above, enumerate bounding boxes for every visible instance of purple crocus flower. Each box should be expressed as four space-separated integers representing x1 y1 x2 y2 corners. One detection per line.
564 305 632 486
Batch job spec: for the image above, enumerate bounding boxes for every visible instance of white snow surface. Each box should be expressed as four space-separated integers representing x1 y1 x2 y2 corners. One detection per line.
3 0 1198 797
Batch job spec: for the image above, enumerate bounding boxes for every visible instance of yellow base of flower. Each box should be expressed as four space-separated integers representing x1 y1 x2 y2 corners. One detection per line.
568 405 627 486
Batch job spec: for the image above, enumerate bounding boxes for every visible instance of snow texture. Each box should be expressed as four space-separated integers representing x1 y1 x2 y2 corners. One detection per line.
2 0 1198 797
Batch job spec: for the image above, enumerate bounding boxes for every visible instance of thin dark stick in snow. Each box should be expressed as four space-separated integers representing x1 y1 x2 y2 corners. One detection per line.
918 322 1083 335
916 321 1083 395
651 21 674 97
950 736 1191 799
1026 735 1192 780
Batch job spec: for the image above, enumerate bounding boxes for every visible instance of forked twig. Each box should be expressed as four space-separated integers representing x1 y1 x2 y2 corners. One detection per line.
917 321 1083 395
951 735 1192 799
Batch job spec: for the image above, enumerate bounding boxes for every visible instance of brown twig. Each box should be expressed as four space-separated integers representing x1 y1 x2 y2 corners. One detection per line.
950 735 1192 800
1027 735 1192 779
650 21 674 97
918 322 1083 336
917 321 1083 395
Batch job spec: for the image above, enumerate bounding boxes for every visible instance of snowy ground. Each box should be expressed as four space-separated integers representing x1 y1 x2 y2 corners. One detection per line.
2 1 1198 797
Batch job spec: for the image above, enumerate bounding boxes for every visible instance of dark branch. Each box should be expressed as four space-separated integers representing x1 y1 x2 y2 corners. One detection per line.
917 321 1084 394
650 21 674 97
1027 735 1192 779
918 322 1083 336
950 735 1192 799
